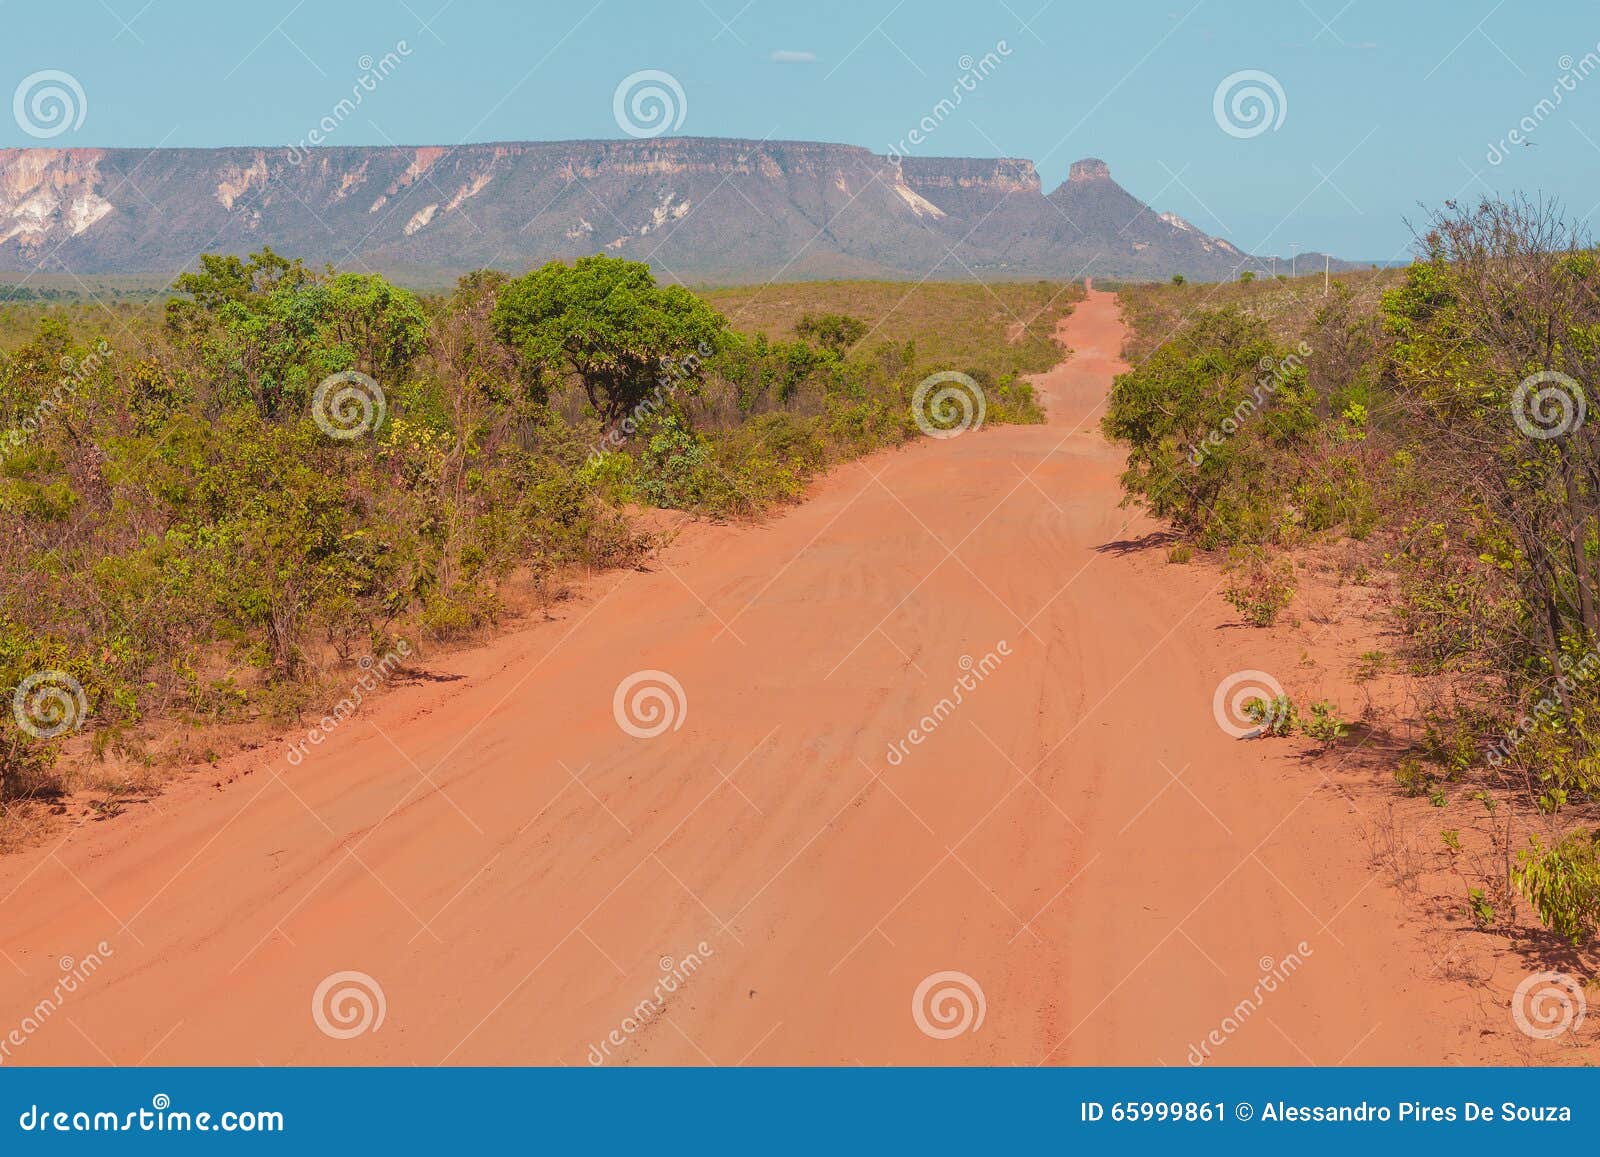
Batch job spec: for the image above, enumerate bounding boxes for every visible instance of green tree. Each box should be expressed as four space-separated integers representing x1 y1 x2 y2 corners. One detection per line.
168 256 425 417
490 255 727 422
795 312 868 355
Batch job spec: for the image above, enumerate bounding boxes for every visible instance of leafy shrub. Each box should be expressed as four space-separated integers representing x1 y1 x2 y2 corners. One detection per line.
1394 756 1432 798
1244 695 1297 737
1303 700 1349 746
1514 829 1600 945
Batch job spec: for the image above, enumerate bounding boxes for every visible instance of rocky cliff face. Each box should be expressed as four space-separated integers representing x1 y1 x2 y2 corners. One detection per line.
0 139 1332 282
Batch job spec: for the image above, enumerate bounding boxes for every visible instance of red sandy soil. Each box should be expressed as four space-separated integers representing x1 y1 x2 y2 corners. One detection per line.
0 289 1590 1066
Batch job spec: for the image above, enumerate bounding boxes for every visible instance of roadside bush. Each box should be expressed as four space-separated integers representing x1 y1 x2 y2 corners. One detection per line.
1514 829 1600 945
1223 558 1296 627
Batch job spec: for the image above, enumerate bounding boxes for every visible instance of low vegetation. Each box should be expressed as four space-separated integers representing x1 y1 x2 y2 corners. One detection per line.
1103 197 1600 946
0 256 1079 813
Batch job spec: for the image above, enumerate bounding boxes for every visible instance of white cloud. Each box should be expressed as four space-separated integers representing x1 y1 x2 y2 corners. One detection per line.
770 49 816 64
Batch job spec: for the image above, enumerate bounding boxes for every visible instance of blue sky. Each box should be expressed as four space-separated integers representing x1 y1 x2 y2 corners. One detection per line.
4 0 1599 258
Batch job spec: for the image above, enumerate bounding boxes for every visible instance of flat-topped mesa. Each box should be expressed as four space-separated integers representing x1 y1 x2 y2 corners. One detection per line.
1067 157 1113 184
896 156 1041 195
0 138 1336 280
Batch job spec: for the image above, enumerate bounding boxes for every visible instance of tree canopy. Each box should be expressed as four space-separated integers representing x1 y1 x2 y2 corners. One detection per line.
489 255 727 422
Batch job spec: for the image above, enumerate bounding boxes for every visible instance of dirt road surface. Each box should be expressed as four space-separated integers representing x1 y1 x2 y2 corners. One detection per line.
0 289 1553 1065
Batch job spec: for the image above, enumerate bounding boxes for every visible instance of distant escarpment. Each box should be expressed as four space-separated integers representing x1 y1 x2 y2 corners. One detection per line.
0 138 1351 283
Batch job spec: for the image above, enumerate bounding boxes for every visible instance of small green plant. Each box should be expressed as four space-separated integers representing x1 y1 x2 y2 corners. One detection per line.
1537 788 1568 815
1467 887 1496 928
1428 785 1448 808
1223 560 1296 627
1167 543 1194 564
1243 695 1297 737
1394 756 1430 798
1353 650 1387 682
1441 829 1461 852
1303 700 1349 746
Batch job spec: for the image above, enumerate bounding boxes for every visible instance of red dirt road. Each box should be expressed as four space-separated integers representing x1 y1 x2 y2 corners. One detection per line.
0 290 1551 1065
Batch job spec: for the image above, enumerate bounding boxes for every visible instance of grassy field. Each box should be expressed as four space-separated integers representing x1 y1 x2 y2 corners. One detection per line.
701 279 1085 378
1110 267 1406 362
0 277 1086 379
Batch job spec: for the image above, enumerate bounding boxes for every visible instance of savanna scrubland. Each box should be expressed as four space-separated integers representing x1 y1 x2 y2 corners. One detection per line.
1104 198 1600 954
0 255 1076 833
